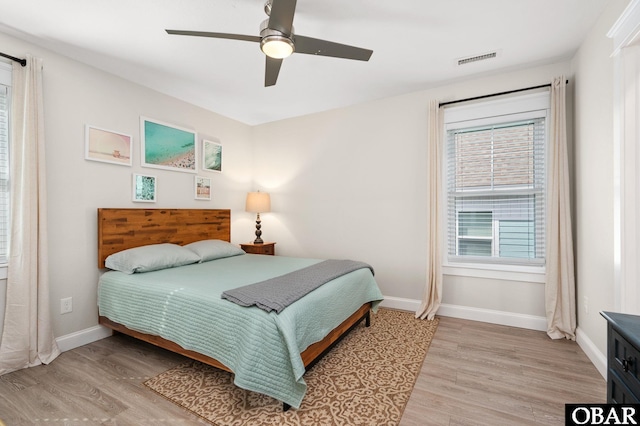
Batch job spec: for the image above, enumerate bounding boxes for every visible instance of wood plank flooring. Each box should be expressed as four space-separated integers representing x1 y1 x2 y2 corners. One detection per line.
400 316 606 426
0 315 605 425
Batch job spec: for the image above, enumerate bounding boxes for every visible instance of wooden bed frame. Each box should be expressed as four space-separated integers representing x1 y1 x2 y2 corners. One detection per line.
97 208 371 407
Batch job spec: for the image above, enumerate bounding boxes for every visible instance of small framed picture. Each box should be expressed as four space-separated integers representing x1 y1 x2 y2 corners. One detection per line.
195 175 211 200
85 125 132 166
132 174 156 203
141 116 197 173
202 139 222 173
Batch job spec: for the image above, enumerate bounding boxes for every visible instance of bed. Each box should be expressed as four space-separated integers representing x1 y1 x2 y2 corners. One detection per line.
96 208 383 409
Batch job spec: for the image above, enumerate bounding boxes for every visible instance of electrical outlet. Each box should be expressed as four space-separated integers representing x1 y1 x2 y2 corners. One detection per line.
583 296 589 314
60 297 72 314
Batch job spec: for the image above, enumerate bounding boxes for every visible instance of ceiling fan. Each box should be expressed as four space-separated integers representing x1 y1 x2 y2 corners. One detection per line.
166 0 373 87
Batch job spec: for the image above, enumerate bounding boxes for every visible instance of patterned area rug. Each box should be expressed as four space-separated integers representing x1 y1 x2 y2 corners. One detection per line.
144 308 439 426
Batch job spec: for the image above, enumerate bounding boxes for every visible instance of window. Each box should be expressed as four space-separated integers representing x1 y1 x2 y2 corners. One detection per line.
457 211 493 256
0 62 11 265
444 93 549 269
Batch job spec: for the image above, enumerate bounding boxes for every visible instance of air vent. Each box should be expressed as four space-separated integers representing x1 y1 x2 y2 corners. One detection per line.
457 51 497 66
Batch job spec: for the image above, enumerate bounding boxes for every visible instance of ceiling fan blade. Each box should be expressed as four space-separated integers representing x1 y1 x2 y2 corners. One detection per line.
294 35 373 61
268 0 297 35
166 29 260 43
265 57 283 87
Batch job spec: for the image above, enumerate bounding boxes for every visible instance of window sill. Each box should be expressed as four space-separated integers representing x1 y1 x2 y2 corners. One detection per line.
442 263 545 284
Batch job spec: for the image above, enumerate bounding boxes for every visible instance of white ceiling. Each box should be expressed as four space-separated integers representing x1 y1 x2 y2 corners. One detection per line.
0 0 610 125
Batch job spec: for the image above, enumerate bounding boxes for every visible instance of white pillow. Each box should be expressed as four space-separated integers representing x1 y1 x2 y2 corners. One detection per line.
105 243 201 274
184 239 245 262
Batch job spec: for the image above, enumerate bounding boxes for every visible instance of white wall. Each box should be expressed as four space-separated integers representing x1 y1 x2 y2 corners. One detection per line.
0 31 255 338
572 0 631 356
252 60 572 325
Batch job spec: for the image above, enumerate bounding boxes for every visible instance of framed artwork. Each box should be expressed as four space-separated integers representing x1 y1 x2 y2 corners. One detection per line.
195 175 212 200
141 117 197 173
132 174 156 202
202 139 222 173
85 125 132 166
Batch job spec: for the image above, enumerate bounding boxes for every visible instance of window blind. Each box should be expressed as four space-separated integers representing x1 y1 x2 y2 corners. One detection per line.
446 118 546 265
0 84 10 264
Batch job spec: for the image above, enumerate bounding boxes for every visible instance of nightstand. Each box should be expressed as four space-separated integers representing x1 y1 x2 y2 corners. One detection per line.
240 242 276 256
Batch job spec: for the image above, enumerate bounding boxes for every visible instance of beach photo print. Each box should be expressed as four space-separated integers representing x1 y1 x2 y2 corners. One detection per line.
194 175 212 200
140 117 197 173
85 125 132 167
202 139 222 173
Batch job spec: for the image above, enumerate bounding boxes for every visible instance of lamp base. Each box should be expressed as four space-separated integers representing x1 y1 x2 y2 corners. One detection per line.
254 213 264 244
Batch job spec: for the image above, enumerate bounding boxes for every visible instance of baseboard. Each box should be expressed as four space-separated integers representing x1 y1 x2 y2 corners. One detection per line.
55 324 112 353
437 303 548 331
576 326 607 379
379 296 422 312
380 296 547 331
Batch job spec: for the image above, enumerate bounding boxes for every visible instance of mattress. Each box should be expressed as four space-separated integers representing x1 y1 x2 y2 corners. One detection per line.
97 253 384 409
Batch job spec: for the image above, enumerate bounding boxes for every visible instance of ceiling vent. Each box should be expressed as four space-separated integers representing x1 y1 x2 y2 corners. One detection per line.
457 51 497 66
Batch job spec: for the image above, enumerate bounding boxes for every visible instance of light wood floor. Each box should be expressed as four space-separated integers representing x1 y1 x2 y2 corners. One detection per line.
0 316 605 425
400 317 606 426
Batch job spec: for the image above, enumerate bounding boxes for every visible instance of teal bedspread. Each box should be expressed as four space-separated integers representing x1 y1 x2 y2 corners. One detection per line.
97 254 384 409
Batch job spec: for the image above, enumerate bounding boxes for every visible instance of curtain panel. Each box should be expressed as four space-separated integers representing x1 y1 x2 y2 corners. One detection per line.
417 100 443 320
545 76 576 340
0 54 60 375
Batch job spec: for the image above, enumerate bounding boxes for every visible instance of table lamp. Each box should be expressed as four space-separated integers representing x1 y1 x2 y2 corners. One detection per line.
245 191 271 244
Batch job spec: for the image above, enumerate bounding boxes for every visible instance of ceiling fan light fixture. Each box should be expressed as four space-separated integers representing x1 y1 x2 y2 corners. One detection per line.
261 35 294 59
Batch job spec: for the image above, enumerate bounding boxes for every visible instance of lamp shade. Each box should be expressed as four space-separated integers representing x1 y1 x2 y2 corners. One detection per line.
246 192 271 213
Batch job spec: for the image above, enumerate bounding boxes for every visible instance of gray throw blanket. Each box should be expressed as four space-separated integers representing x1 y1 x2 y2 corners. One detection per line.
221 259 374 313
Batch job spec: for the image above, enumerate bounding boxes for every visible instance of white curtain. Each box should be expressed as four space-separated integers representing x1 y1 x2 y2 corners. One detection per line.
416 100 443 320
545 76 576 340
0 55 60 374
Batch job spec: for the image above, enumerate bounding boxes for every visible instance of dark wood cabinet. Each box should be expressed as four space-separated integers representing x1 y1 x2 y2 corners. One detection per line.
240 242 276 256
601 311 640 403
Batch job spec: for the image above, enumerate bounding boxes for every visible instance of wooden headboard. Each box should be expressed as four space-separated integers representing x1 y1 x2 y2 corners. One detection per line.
97 208 231 268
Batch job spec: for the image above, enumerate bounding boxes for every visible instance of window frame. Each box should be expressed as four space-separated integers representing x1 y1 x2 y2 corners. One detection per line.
441 91 549 282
